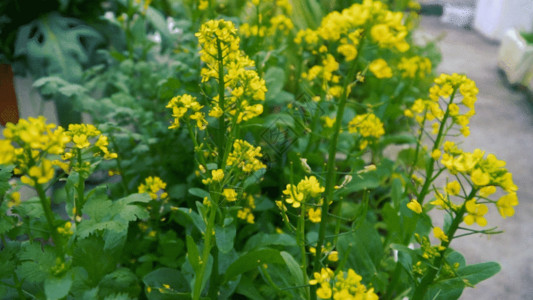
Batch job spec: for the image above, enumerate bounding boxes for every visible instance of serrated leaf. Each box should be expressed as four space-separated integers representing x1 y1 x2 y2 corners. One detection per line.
15 12 103 80
98 268 140 298
0 165 14 197
16 243 56 284
72 236 117 286
76 188 150 249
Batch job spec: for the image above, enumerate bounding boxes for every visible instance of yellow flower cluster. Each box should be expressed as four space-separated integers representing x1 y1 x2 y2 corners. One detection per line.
196 19 267 123
237 193 256 224
369 58 393 79
166 94 207 130
414 233 444 260
432 141 519 222
138 176 168 200
282 176 324 209
1 118 118 186
57 221 74 236
63 124 118 161
0 117 68 186
226 139 266 173
239 0 293 38
307 0 408 52
397 56 432 78
347 113 385 150
301 54 342 97
309 267 378 300
405 73 478 137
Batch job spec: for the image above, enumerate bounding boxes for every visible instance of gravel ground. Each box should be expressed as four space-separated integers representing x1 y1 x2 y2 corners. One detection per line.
418 15 533 299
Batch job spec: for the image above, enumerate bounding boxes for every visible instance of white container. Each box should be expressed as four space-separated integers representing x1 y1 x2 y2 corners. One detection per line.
498 28 533 85
473 0 533 41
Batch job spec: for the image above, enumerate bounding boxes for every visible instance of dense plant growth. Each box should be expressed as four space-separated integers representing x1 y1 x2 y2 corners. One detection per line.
0 0 518 299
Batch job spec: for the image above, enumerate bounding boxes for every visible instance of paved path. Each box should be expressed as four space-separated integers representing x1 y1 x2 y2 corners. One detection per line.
418 16 533 299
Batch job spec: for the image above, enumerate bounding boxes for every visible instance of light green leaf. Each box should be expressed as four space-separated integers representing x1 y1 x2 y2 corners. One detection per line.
215 222 236 254
45 274 73 300
188 188 210 199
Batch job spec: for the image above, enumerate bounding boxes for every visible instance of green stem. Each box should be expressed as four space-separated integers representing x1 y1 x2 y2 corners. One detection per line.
298 203 310 299
75 149 85 222
35 182 63 252
411 199 470 300
192 200 218 300
312 65 356 276
216 37 226 167
416 90 456 205
110 135 130 195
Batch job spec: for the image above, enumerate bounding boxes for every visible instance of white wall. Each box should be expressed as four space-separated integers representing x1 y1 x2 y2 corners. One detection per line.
474 0 533 41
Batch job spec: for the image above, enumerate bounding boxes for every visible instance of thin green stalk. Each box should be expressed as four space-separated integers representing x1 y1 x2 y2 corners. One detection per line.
208 247 219 298
75 149 85 222
411 199 470 299
216 37 226 167
110 135 130 195
311 66 355 276
35 182 63 252
192 200 218 300
298 203 310 299
416 90 457 205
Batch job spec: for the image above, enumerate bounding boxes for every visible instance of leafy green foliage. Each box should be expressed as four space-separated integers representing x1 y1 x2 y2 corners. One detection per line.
76 188 150 249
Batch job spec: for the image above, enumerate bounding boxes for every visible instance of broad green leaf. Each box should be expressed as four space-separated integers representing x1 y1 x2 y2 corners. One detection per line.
280 251 305 287
236 275 266 300
188 188 210 199
223 248 285 283
215 222 236 254
143 268 191 300
338 221 384 281
175 207 206 233
264 67 285 99
243 169 266 189
45 274 73 300
427 262 501 300
186 235 201 272
243 233 297 251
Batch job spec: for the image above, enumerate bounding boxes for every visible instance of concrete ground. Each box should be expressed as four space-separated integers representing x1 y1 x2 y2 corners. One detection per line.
418 16 533 299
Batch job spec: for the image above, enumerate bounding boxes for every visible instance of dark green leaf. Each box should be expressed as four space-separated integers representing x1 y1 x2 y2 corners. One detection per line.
186 235 201 272
224 248 285 283
143 268 191 300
